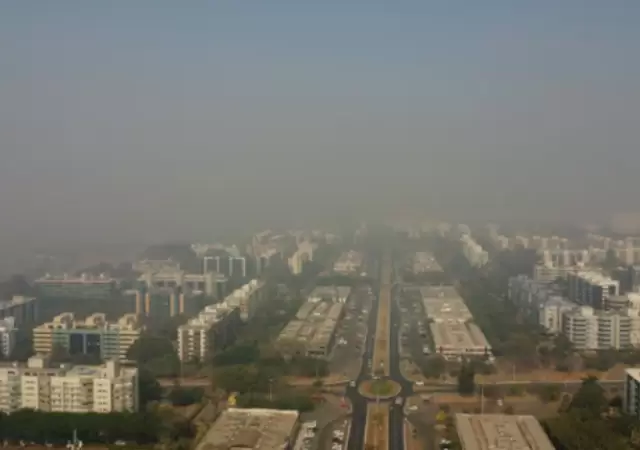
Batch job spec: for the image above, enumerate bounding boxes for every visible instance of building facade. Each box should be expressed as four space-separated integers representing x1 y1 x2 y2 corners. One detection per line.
35 274 116 300
33 313 142 360
0 356 138 413
0 318 17 358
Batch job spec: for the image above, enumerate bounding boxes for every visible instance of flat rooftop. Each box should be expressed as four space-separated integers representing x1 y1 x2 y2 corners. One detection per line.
197 408 299 450
430 322 491 351
455 414 554 450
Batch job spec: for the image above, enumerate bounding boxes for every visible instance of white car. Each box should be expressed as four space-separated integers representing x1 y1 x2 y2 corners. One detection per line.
415 380 424 386
408 405 418 411
349 380 356 387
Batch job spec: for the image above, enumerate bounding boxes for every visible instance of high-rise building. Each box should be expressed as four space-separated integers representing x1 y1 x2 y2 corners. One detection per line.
0 296 37 327
568 271 619 309
0 356 138 413
33 313 142 360
133 287 204 318
624 368 640 418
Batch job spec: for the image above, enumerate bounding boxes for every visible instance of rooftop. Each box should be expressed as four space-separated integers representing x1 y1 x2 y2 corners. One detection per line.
455 414 554 450
196 408 299 450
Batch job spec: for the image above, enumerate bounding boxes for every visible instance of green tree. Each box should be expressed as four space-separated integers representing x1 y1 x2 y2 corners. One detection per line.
457 363 475 395
139 368 163 408
127 334 176 364
569 376 607 418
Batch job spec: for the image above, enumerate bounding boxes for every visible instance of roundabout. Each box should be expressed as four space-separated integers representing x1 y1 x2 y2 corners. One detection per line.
357 378 402 400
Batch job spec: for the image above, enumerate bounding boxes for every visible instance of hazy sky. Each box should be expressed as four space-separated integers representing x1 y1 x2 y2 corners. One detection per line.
1 1 640 247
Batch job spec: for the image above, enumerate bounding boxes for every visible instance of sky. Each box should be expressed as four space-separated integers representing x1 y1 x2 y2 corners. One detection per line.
1 1 640 249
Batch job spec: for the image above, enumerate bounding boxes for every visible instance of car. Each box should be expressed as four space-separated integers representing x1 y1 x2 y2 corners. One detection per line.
349 380 356 387
395 397 404 406
415 380 424 386
408 405 418 411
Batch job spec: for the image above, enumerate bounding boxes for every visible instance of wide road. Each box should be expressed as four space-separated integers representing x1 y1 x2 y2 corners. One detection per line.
346 249 413 450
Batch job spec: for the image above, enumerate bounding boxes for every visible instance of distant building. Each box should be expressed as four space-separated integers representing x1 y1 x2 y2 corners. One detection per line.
195 408 299 450
567 271 619 309
0 317 17 358
333 250 363 275
455 414 554 450
0 356 138 413
33 313 142 360
308 286 351 304
0 296 37 327
133 287 203 318
35 273 116 300
138 269 221 297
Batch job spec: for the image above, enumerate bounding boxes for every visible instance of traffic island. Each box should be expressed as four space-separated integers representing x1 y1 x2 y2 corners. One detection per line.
358 379 402 400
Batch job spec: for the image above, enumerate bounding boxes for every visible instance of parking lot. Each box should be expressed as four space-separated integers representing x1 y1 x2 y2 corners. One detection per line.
329 285 372 380
396 288 434 371
318 418 351 450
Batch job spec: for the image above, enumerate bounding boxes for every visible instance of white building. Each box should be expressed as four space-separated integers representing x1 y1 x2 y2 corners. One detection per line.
561 306 637 350
177 279 265 361
0 356 138 413
459 234 489 268
0 317 16 358
333 251 364 275
624 368 640 418
139 269 219 296
288 241 316 275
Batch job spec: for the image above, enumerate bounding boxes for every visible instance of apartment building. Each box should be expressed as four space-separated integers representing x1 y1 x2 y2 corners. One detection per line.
176 279 264 361
0 356 138 413
561 306 635 350
35 274 116 300
33 313 142 360
224 279 266 321
0 318 17 358
176 303 241 362
568 271 619 309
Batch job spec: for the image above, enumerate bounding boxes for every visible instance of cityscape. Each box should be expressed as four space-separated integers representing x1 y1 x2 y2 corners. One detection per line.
2 3 640 450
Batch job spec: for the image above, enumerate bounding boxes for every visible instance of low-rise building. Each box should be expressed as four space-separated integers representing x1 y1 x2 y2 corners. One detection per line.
133 287 204 318
455 413 554 450
0 356 138 413
308 286 351 304
35 274 117 300
196 408 299 450
33 313 142 360
420 286 472 324
276 301 343 359
430 322 491 359
412 252 441 274
333 250 363 275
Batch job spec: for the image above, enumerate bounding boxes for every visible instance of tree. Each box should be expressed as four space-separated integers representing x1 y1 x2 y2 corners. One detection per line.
139 368 163 408
169 387 204 406
421 355 446 379
569 376 607 418
457 363 475 395
127 334 176 365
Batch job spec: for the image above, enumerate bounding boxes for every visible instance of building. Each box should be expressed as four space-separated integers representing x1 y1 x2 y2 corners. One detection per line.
224 279 266 321
138 269 221 297
455 414 554 450
539 297 577 334
33 313 142 360
568 271 619 309
133 287 203 318
333 250 364 275
533 264 579 283
412 252 441 274
35 274 116 300
308 286 351 304
276 301 343 359
624 368 640 418
195 408 299 450
0 317 17 358
132 259 181 273
420 286 473 324
0 296 37 327
430 322 492 359
176 303 241 362
460 235 489 267
561 306 637 350
0 356 138 413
